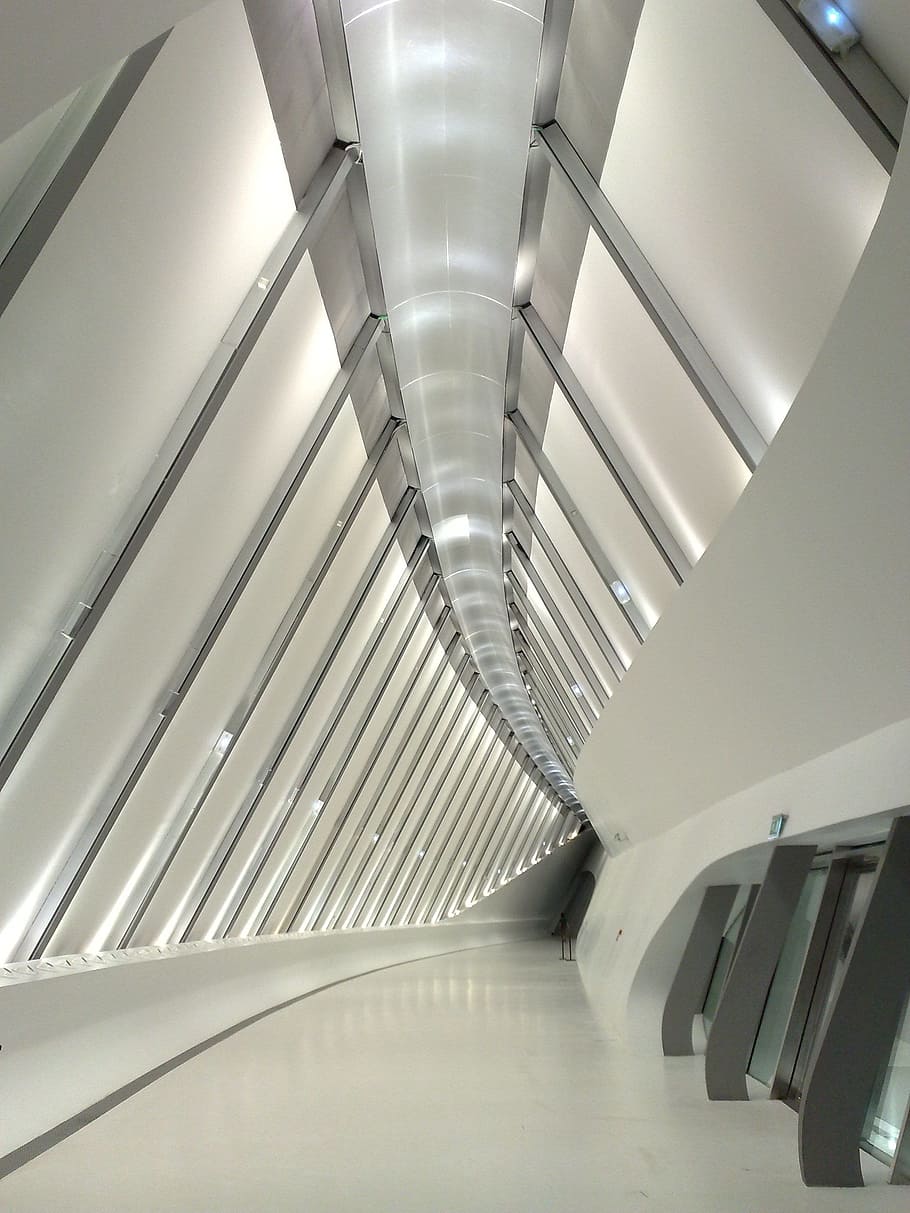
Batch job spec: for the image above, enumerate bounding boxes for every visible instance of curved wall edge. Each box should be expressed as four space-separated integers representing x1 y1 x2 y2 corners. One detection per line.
0 918 542 1158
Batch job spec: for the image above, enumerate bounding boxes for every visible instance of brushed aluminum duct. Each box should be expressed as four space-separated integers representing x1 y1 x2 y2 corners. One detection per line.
343 0 577 806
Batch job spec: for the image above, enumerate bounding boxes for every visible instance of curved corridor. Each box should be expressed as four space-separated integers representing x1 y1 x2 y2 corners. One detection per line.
2 940 902 1211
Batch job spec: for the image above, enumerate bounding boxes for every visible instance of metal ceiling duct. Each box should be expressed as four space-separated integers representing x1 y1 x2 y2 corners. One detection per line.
343 0 578 808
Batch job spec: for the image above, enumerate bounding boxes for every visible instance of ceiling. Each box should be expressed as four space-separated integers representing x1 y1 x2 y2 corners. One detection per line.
0 0 903 963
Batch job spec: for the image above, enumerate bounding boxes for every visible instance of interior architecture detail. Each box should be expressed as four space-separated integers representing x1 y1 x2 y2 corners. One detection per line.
1 1 908 1207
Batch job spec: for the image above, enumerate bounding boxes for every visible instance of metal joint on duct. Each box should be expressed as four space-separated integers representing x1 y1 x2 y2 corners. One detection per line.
341 0 578 808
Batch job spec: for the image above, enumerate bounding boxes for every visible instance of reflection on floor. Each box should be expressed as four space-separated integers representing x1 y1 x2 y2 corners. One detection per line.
1 940 900 1211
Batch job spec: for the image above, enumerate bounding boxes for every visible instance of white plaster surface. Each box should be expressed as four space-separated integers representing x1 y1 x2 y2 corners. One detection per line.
0 940 899 1211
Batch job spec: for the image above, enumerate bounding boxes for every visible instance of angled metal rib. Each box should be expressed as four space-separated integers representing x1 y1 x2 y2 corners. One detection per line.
330 660 476 930
306 635 464 932
516 635 589 743
20 410 399 959
517 303 689 581
508 532 624 689
508 411 647 640
753 0 901 170
537 121 766 471
240 576 446 939
512 612 597 731
458 766 529 911
214 544 436 940
507 585 605 715
396 698 500 926
508 478 628 678
277 607 453 934
368 678 483 928
422 722 514 924
0 34 170 316
172 483 419 943
0 144 357 797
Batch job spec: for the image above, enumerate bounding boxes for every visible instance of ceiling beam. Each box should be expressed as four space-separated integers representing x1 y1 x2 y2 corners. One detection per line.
537 121 766 472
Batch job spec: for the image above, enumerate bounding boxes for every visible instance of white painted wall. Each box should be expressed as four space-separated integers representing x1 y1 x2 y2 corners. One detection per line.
0 1 215 142
574 103 910 1044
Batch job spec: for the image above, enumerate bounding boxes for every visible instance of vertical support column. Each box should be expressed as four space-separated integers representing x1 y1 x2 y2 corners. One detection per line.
799 816 910 1187
662 884 739 1056
705 845 816 1100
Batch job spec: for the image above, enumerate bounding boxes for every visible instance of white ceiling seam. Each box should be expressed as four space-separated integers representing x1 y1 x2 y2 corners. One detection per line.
341 0 580 811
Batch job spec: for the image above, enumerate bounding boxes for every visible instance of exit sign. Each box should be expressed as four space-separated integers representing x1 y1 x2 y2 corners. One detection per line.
769 813 788 840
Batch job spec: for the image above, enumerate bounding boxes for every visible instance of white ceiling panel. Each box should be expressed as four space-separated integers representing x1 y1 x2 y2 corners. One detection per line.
602 0 888 443
561 232 751 564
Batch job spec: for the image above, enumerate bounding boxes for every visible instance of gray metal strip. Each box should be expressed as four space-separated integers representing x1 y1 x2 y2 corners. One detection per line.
423 723 514 924
518 304 689 581
397 701 501 926
337 665 476 930
516 657 576 771
514 659 570 771
705 845 817 1100
320 650 469 930
662 885 739 1056
514 618 597 732
511 0 573 319
0 33 169 317
477 780 538 897
348 160 387 316
799 817 910 1186
369 680 482 927
126 475 420 947
510 603 596 730
516 638 589 743
19 417 400 960
0 144 356 799
177 489 421 943
508 476 626 679
312 0 359 144
507 497 627 678
306 635 464 931
508 412 647 639
495 785 544 887
538 122 766 472
754 0 901 170
447 753 524 916
242 586 447 939
278 608 453 934
507 588 605 716
507 533 621 693
215 547 436 940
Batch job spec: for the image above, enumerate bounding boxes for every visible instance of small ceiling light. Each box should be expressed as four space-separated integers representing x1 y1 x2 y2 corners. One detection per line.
214 730 233 756
571 683 583 697
566 737 574 747
256 275 270 290
312 799 324 814
417 850 425 858
798 0 860 54
611 579 631 605
372 833 380 843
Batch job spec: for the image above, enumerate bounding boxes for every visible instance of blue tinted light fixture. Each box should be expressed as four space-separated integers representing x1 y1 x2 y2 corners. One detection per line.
798 0 860 55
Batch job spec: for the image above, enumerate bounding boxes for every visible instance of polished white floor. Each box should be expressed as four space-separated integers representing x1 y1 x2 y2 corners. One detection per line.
2 939 901 1211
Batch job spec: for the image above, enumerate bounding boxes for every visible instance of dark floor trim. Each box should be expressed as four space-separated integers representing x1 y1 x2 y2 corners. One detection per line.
0 934 537 1181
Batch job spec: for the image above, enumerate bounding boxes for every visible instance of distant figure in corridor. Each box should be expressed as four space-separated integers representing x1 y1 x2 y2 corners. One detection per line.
559 911 573 961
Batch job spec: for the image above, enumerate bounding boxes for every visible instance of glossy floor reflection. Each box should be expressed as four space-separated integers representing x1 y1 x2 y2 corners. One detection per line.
2 940 902 1211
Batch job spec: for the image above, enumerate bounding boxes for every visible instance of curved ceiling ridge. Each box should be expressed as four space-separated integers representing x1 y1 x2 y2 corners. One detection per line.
342 0 578 808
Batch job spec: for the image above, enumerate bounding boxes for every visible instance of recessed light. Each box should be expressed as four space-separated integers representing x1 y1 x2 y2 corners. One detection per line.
611 579 631 604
